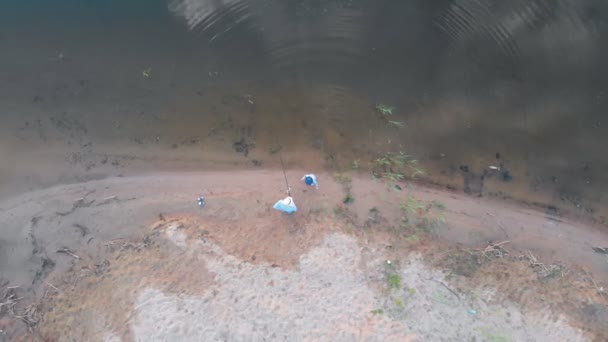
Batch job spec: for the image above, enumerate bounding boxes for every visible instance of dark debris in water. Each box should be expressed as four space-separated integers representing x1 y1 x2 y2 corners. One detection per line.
233 138 253 157
463 173 484 196
592 247 608 255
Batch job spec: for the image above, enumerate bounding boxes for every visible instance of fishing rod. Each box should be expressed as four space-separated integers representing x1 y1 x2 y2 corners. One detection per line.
272 152 298 214
279 154 292 197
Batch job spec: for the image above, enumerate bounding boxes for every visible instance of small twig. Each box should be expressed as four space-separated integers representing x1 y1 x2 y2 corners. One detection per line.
583 269 606 297
482 241 510 259
0 297 24 308
526 251 547 271
525 251 569 278
105 239 147 252
497 223 510 239
56 248 80 259
96 196 119 206
46 282 59 291
427 278 460 300
484 240 510 251
460 211 474 217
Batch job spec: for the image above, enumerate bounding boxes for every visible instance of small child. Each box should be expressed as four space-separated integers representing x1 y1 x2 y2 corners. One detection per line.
302 174 319 189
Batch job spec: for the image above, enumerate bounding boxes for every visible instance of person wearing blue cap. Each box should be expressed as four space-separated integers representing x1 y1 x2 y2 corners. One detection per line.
302 174 319 189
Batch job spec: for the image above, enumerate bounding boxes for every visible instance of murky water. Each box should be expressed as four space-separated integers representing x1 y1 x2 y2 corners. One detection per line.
1 0 607 222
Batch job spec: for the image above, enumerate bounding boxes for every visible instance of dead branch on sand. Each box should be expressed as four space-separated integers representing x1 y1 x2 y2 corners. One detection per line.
56 248 80 259
427 278 460 300
482 240 510 259
524 251 566 278
43 282 61 299
1 286 39 333
13 304 39 333
105 239 147 252
583 269 606 297
96 195 118 206
1 286 23 316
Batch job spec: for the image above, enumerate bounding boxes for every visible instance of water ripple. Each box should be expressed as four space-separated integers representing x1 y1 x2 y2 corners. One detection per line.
169 0 601 74
169 0 370 67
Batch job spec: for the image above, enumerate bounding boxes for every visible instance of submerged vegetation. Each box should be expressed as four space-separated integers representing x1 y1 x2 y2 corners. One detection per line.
268 145 282 155
375 103 395 116
388 120 405 128
371 151 425 187
376 104 405 128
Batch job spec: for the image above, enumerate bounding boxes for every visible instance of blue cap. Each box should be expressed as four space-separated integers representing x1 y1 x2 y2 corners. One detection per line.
305 176 314 185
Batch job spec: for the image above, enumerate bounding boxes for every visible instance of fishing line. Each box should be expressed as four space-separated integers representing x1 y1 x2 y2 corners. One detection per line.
279 154 292 196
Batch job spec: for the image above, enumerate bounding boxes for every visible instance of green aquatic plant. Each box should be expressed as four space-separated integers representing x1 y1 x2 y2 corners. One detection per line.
409 164 425 178
388 120 405 128
372 152 424 191
400 197 427 214
268 145 282 155
384 172 405 182
372 151 425 182
376 104 406 128
383 172 405 189
376 104 396 116
374 157 392 168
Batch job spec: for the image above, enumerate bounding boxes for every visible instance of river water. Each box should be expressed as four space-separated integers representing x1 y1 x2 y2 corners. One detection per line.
0 0 606 222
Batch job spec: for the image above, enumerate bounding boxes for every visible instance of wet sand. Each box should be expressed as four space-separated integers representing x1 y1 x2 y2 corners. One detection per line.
1 171 607 341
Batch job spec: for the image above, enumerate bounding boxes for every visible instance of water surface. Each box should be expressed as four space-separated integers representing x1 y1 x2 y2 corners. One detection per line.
1 0 606 222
